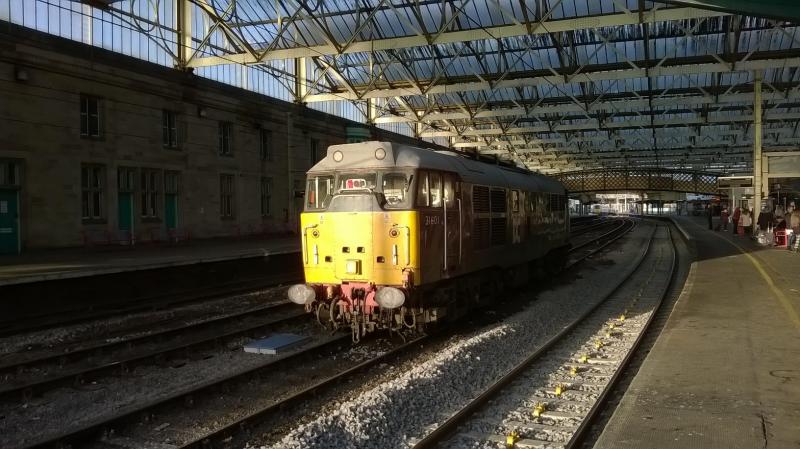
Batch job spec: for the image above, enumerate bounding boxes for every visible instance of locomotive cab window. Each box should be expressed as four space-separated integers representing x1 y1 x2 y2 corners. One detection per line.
443 174 457 208
416 171 448 208
382 172 412 208
306 175 334 210
416 171 430 207
429 172 442 207
336 172 377 192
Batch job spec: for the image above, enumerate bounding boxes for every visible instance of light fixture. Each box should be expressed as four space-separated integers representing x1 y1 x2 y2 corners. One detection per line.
333 150 344 162
375 148 386 160
197 106 207 117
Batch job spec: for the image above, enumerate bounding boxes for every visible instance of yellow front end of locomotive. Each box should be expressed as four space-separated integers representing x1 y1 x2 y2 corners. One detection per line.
301 210 419 287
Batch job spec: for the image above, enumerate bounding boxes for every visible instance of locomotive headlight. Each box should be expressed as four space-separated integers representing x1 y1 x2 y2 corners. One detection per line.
375 148 386 160
288 284 316 305
332 150 344 162
345 259 361 274
375 287 405 309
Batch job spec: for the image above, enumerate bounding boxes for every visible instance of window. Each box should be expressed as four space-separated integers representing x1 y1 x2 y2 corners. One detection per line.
416 172 430 207
220 174 235 217
335 172 377 193
260 129 273 161
382 172 413 208
140 170 159 218
81 165 104 220
0 161 20 187
512 190 520 212
306 175 333 210
443 174 456 208
261 177 272 216
219 122 232 156
310 138 319 164
165 171 179 194
118 167 136 192
163 110 178 148
80 95 101 137
429 173 442 208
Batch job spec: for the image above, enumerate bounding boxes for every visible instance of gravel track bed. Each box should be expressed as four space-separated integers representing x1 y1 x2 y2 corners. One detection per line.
100 337 398 448
0 287 290 361
441 226 675 449
259 222 654 449
0 303 304 392
0 319 325 449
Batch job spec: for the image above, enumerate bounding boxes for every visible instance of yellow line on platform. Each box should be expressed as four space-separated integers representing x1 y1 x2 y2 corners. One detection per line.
697 223 800 331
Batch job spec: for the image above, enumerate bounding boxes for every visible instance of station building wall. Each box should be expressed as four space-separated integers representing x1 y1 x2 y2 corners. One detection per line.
0 23 437 251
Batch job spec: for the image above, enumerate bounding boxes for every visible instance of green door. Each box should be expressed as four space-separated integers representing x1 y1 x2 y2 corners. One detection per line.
118 192 133 232
165 194 177 229
0 190 20 255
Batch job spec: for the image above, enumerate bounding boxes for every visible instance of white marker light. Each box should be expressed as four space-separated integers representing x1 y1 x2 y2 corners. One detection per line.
375 287 405 309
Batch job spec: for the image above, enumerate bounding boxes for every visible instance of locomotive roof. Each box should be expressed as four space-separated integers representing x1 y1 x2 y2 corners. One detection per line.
310 141 565 194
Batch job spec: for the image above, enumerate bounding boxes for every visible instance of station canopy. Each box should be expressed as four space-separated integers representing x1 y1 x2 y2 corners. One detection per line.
32 1 800 173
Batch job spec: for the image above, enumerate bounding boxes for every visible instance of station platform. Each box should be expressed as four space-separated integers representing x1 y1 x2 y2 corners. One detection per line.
0 236 299 286
594 216 800 449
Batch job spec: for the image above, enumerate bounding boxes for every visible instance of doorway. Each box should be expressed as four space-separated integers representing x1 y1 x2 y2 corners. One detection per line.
0 190 19 255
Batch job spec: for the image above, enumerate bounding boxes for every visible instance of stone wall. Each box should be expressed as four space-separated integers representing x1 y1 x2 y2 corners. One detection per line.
0 22 438 250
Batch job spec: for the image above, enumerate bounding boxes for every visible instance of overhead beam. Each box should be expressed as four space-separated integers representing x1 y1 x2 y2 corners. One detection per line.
419 111 800 137
374 90 800 123
303 56 800 102
187 7 729 67
452 127 797 147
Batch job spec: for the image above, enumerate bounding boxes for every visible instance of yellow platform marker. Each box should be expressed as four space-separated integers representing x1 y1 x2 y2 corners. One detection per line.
569 366 579 376
608 322 616 330
578 354 589 363
618 314 626 322
506 430 519 447
554 384 566 396
595 339 604 349
532 402 546 418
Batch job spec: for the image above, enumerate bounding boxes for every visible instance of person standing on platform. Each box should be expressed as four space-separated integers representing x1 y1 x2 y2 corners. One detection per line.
721 207 729 231
732 206 741 235
758 205 773 232
707 204 713 230
790 204 800 250
741 208 752 236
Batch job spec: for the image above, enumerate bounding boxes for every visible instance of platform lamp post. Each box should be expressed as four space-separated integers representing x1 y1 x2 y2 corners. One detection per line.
753 71 763 236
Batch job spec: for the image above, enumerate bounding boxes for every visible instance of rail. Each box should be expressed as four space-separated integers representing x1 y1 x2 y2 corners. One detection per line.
412 221 677 448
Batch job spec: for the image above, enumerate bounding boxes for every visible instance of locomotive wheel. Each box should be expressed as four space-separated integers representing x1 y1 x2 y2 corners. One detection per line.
316 302 333 330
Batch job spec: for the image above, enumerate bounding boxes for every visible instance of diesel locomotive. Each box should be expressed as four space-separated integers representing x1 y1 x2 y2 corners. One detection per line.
288 141 570 341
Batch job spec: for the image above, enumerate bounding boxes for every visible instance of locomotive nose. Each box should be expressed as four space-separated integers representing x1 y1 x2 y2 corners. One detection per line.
334 212 374 281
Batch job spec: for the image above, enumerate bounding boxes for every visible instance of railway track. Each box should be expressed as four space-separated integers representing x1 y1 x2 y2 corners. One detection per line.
0 270 303 337
0 301 305 401
6 218 636 449
133 220 640 449
567 218 635 268
410 223 677 449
